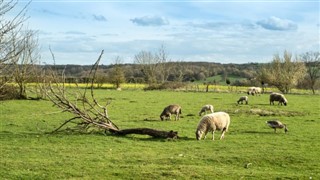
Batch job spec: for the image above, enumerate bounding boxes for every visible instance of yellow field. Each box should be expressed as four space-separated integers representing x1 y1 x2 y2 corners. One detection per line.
22 82 317 94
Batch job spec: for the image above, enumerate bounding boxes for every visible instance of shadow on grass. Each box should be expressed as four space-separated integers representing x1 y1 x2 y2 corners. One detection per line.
135 136 195 142
143 119 159 122
1 130 197 142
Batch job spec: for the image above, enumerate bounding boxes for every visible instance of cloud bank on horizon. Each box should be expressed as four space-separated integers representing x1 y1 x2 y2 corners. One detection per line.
13 0 320 65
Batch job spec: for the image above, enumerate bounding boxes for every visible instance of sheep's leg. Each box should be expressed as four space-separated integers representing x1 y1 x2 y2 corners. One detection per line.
274 128 276 133
212 131 215 141
204 130 208 139
220 130 225 140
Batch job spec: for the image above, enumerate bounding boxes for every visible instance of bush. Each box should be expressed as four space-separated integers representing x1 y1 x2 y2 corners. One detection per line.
0 84 20 100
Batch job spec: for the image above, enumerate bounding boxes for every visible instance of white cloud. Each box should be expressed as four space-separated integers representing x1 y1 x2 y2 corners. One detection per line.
92 14 107 22
65 31 86 35
130 16 169 26
256 16 298 31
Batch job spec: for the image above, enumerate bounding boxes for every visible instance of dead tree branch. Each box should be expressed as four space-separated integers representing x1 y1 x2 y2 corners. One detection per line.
43 50 178 139
43 50 119 133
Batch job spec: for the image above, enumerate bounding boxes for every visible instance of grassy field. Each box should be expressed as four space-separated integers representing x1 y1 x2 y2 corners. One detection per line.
195 74 247 85
1 89 320 179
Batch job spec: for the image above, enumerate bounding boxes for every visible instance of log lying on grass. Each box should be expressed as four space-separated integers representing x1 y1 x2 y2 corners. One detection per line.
109 128 178 139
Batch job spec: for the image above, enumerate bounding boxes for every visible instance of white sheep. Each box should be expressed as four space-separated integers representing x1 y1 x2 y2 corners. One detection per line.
270 92 288 106
247 87 255 96
195 112 231 140
199 104 214 116
237 96 248 104
247 87 262 96
160 104 182 121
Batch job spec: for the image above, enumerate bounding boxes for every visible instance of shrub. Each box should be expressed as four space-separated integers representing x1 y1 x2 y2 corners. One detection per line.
0 84 20 100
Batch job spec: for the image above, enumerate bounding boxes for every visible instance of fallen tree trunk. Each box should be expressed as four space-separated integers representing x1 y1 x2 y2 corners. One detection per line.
110 128 178 139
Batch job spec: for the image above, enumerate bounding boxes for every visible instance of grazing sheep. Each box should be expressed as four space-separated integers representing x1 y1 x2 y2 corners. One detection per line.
247 87 262 96
266 120 288 133
160 104 182 121
195 112 230 140
270 92 288 106
247 87 254 95
237 96 248 104
199 104 214 116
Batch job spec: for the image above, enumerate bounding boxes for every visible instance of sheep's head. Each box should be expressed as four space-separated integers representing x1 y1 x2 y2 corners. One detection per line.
195 130 203 140
160 115 164 121
282 100 287 106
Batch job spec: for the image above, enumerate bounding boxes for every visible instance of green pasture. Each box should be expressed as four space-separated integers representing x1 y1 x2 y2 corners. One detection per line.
195 74 247 85
1 89 320 179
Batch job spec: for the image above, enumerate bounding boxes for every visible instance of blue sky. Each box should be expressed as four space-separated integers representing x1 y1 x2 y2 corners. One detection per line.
13 0 320 65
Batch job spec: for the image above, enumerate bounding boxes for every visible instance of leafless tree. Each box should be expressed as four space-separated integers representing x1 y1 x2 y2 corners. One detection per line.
134 45 172 84
12 30 40 98
1 0 30 85
108 56 126 89
94 68 108 88
0 0 38 100
134 50 158 84
300 51 320 94
259 51 306 94
155 44 171 83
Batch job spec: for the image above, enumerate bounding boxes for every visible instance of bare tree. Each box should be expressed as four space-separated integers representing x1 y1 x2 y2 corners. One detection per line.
0 0 38 100
260 51 306 94
1 0 30 86
134 50 158 84
155 44 171 83
108 56 126 89
95 70 107 88
134 45 172 84
12 30 40 99
300 51 320 94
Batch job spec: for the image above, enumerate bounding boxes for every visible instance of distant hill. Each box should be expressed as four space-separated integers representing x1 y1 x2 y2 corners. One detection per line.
196 75 248 86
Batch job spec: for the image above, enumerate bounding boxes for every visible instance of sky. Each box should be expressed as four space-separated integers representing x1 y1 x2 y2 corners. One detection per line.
10 0 320 65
